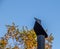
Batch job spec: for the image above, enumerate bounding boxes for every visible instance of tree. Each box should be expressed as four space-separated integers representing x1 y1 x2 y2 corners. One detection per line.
0 23 54 49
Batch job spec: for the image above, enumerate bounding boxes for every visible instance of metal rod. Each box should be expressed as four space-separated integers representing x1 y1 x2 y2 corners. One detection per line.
37 35 45 49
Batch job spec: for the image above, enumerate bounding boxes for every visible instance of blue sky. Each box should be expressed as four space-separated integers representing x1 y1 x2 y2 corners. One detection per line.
0 0 60 49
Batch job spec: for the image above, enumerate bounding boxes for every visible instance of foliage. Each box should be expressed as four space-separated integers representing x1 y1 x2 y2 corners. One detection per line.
0 23 54 49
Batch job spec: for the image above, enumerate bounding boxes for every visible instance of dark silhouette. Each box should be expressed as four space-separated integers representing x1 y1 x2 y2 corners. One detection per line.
33 17 48 38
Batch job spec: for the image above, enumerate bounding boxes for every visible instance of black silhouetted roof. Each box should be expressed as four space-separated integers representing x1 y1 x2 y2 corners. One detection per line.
33 18 48 38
